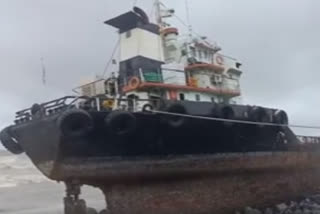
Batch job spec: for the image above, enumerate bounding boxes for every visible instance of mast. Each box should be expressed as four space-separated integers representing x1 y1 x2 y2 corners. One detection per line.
155 0 162 29
185 0 193 42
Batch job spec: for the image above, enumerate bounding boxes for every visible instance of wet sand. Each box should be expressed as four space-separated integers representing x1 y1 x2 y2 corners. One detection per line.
0 151 105 213
0 182 105 214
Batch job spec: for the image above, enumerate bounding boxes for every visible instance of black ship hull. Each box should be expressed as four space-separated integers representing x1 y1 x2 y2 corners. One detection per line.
1 97 299 181
3 97 317 214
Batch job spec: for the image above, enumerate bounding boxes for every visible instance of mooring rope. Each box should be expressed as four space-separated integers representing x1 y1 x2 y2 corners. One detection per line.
150 110 320 130
101 38 120 78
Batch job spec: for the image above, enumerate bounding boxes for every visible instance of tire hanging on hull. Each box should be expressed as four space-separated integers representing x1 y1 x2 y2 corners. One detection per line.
249 106 271 127
0 127 24 154
273 110 289 125
164 103 189 128
142 104 154 113
105 111 137 137
58 109 94 138
217 105 236 127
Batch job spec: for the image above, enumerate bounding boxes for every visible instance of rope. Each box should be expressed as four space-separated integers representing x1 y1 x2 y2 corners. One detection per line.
150 110 320 130
101 38 120 78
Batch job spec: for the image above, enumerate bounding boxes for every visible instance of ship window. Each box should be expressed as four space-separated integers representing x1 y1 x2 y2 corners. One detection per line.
181 49 187 56
179 93 185 101
236 62 242 69
195 94 201 101
198 50 202 59
190 47 196 57
209 53 213 62
204 50 208 59
126 30 132 38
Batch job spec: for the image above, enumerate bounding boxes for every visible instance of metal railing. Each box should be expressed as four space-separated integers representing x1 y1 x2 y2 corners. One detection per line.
15 95 163 122
16 96 80 118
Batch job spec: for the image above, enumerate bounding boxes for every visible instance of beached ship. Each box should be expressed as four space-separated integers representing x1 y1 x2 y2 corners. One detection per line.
2 1 319 214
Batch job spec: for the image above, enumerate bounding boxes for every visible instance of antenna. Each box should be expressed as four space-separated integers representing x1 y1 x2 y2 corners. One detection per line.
155 0 162 28
133 0 138 7
185 0 193 41
40 57 46 85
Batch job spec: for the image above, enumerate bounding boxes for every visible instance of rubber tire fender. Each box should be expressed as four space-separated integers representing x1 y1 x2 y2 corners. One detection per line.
99 210 109 214
105 111 137 137
142 104 154 113
217 105 235 127
87 207 98 214
273 110 289 125
210 104 220 118
57 109 94 138
165 103 188 128
249 106 271 123
74 199 87 214
31 103 42 115
0 127 24 155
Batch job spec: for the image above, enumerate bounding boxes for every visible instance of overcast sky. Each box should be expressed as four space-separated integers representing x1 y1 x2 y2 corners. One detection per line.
0 0 319 136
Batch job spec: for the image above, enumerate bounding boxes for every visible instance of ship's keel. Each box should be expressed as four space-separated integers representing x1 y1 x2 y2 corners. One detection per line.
101 168 320 214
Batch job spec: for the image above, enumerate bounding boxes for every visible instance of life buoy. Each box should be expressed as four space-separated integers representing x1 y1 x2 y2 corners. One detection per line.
0 127 24 154
128 77 141 90
162 27 179 36
165 103 188 128
105 111 137 136
216 55 224 65
57 109 94 138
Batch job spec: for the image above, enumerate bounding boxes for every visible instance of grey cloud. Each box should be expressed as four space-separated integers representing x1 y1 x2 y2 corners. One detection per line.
0 0 319 136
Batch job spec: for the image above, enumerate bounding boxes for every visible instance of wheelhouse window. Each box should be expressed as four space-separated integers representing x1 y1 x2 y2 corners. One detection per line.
190 47 196 57
179 93 185 101
195 94 201 101
198 50 203 59
204 50 209 60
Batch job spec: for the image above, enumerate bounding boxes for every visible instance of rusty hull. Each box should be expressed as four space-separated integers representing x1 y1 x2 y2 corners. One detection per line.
51 152 320 214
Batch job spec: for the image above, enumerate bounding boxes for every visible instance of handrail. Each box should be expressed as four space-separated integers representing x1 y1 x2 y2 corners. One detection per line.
15 95 164 119
16 96 78 116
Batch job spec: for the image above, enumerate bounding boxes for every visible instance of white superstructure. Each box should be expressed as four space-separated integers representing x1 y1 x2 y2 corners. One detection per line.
79 1 244 111
119 28 164 62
